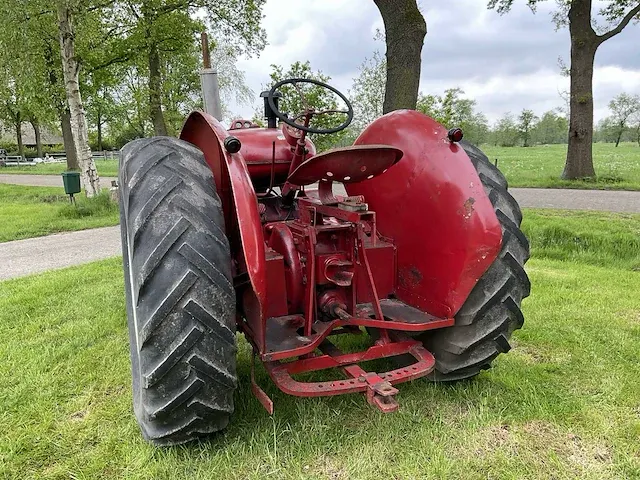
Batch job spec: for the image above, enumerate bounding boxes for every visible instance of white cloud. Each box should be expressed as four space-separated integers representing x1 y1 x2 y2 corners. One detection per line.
226 0 640 126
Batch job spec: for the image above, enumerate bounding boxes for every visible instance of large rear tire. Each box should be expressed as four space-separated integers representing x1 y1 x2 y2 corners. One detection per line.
119 137 237 445
420 141 530 380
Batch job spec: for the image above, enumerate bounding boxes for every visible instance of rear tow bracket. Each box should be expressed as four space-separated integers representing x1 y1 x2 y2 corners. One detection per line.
251 333 436 413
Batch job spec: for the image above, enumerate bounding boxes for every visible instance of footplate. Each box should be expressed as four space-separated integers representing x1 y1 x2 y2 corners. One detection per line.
257 333 435 413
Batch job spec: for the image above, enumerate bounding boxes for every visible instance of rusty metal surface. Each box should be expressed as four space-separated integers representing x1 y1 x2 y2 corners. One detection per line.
346 110 503 318
287 144 402 186
262 335 435 413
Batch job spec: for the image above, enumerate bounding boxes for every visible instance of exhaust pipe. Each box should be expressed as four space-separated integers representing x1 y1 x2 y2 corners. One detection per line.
200 33 223 121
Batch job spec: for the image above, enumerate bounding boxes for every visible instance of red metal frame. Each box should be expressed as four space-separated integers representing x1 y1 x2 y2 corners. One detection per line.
348 110 503 318
180 108 501 414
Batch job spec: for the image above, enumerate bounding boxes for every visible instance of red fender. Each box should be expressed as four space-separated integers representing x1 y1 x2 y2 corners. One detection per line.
180 112 267 321
346 110 502 318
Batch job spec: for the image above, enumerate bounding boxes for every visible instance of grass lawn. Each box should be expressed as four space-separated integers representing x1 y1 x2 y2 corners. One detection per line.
483 142 640 190
0 159 119 177
0 185 120 243
0 209 639 479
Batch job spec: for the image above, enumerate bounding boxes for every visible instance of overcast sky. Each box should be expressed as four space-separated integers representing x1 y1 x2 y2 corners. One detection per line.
230 0 640 125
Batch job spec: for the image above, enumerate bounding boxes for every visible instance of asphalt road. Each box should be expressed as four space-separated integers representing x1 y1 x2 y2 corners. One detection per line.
0 226 122 281
0 174 118 187
511 187 640 213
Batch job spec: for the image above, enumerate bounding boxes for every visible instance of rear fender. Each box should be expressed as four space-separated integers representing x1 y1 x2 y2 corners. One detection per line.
346 110 502 318
180 112 267 326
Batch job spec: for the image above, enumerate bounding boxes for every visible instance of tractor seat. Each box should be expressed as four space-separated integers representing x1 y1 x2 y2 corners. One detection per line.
287 145 403 186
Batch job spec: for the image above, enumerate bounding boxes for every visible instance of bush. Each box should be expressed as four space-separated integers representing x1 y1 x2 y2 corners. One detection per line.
0 140 18 153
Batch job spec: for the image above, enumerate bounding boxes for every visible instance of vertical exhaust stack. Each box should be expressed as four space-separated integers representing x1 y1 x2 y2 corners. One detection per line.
200 32 223 121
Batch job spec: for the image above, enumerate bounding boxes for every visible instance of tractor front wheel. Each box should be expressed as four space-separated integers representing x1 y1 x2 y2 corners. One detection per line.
119 137 237 445
422 141 531 381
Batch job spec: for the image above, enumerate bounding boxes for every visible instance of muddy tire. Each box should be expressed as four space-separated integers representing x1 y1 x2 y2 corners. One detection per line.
119 137 237 445
421 140 531 381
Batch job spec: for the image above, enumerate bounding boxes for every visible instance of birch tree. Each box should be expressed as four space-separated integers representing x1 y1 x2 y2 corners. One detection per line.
57 2 100 196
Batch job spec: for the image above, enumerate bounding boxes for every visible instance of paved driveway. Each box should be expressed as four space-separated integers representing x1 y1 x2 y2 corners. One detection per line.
0 174 117 188
0 226 121 281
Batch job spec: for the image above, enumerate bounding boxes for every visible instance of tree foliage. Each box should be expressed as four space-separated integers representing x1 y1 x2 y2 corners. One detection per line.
349 50 386 133
531 110 568 144
517 109 538 147
417 88 490 144
607 92 640 146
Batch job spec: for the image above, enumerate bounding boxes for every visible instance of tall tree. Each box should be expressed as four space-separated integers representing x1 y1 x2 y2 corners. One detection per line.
374 0 427 113
517 109 538 147
489 0 640 178
106 0 266 136
57 2 101 196
608 92 640 146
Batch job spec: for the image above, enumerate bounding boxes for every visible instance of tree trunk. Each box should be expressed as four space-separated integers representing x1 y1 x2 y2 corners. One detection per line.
31 119 43 158
562 0 597 179
97 109 103 151
57 4 100 196
148 41 167 136
60 107 79 170
615 128 623 147
15 116 24 159
374 0 427 113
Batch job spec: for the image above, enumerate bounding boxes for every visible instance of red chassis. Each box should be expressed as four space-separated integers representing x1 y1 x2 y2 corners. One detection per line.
180 104 501 413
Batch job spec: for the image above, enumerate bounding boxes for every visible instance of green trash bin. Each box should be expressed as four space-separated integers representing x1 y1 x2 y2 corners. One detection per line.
61 171 81 202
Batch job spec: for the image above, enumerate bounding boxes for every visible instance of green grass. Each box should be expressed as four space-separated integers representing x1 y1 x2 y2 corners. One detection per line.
1 159 119 177
1 210 639 478
522 209 640 270
483 142 640 190
0 184 120 243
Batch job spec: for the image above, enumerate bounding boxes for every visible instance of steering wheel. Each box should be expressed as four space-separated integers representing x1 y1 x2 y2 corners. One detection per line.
268 78 354 134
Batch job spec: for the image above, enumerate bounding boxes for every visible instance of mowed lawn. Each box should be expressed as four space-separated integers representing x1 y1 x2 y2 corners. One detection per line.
483 142 640 190
0 185 119 243
1 159 119 177
1 210 639 479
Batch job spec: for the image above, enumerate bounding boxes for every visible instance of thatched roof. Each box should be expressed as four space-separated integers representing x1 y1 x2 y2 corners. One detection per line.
0 122 63 146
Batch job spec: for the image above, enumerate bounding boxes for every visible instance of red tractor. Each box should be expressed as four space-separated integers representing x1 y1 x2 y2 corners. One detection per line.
119 78 530 445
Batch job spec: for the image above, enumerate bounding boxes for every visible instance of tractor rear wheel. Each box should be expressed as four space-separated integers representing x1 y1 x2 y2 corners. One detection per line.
119 137 237 445
421 141 531 381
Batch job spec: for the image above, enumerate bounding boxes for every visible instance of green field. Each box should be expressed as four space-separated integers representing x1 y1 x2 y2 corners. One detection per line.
482 143 640 190
2 143 640 190
0 185 120 243
1 209 639 479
